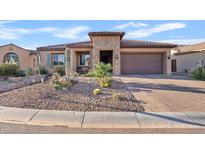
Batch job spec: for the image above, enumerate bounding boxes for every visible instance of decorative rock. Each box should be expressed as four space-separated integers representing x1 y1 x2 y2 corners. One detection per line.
0 77 143 112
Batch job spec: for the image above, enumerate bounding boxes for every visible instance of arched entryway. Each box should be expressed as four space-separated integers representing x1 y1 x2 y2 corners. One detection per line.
4 52 19 66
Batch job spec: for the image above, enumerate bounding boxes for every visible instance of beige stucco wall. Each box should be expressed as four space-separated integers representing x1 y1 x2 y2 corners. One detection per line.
175 52 203 73
120 48 172 74
39 50 65 72
0 44 37 70
72 48 91 73
39 50 49 69
90 36 121 75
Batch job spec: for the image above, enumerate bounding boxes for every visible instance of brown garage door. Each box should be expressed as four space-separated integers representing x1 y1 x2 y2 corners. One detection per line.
121 53 163 74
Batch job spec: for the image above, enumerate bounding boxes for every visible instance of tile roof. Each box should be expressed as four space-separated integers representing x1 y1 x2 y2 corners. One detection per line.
178 42 205 52
36 43 67 51
28 50 38 55
37 41 92 51
88 31 125 39
67 41 92 48
37 39 177 51
173 42 205 55
120 39 177 48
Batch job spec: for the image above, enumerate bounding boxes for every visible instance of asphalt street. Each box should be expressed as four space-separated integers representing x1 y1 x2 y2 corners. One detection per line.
0 122 205 134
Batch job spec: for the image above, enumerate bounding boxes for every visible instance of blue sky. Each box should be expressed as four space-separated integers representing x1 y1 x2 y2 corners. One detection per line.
0 20 205 49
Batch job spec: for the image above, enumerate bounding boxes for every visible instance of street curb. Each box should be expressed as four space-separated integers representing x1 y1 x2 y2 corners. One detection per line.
0 105 205 129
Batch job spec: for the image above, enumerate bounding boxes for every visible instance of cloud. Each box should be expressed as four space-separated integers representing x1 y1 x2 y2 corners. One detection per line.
126 23 186 38
0 23 89 40
54 26 89 39
0 27 57 40
0 20 14 27
114 22 149 29
0 29 19 39
158 38 205 45
0 20 89 40
21 43 48 50
12 27 57 34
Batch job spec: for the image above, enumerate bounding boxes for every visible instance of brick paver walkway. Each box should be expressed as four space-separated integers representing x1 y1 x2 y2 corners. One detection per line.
119 75 205 112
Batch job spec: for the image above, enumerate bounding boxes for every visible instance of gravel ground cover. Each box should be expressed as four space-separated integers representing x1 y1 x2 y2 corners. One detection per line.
0 77 144 112
0 75 47 94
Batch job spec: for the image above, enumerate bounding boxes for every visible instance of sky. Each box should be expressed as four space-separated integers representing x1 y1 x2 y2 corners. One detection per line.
0 20 205 49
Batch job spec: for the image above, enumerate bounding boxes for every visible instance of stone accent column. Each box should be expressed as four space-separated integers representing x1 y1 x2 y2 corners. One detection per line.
70 48 77 73
90 36 121 75
165 49 171 75
65 48 71 76
91 48 99 70
113 49 121 76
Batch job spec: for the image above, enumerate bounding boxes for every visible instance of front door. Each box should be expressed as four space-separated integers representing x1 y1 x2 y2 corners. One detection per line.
171 59 177 72
100 50 113 65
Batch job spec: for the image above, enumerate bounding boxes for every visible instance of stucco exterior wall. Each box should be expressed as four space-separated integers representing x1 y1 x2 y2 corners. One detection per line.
39 50 65 72
0 45 37 70
39 50 50 69
90 36 121 75
175 52 203 73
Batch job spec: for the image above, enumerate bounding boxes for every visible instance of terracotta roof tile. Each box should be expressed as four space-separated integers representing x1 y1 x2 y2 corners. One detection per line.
36 44 67 51
67 41 92 48
178 42 205 53
37 39 177 51
88 31 125 39
37 41 92 51
120 39 177 48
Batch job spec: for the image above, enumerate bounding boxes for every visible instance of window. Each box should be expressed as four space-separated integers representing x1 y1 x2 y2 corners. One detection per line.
52 54 64 66
4 53 19 66
80 54 90 66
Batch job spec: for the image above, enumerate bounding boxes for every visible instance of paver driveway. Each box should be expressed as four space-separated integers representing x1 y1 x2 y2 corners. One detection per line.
119 75 205 112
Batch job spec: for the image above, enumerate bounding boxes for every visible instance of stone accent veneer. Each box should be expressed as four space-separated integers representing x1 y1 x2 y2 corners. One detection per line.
175 52 203 73
90 36 121 75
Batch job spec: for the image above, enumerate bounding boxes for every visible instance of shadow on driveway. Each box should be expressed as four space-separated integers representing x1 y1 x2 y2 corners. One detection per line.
120 74 194 81
125 82 205 94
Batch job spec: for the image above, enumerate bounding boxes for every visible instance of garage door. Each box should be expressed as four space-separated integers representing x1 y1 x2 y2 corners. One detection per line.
121 53 163 74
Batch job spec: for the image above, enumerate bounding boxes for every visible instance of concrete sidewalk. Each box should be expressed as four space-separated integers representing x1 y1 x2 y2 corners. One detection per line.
0 105 205 129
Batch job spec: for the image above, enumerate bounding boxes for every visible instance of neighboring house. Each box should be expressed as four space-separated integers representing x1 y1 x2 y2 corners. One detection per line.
37 31 177 75
0 44 37 70
171 42 205 73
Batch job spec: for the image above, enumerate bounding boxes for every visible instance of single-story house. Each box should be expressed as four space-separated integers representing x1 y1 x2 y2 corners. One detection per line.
0 44 37 70
37 31 177 75
171 42 205 73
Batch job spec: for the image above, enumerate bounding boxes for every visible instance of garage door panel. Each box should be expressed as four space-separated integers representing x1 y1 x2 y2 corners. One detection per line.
121 53 163 74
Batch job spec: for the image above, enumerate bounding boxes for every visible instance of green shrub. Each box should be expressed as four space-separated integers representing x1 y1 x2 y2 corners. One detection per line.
24 68 33 76
86 63 112 78
54 67 65 76
93 88 101 95
99 77 112 88
0 64 18 76
111 93 121 101
53 81 64 90
52 73 76 90
38 65 48 75
192 67 205 81
15 69 26 77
